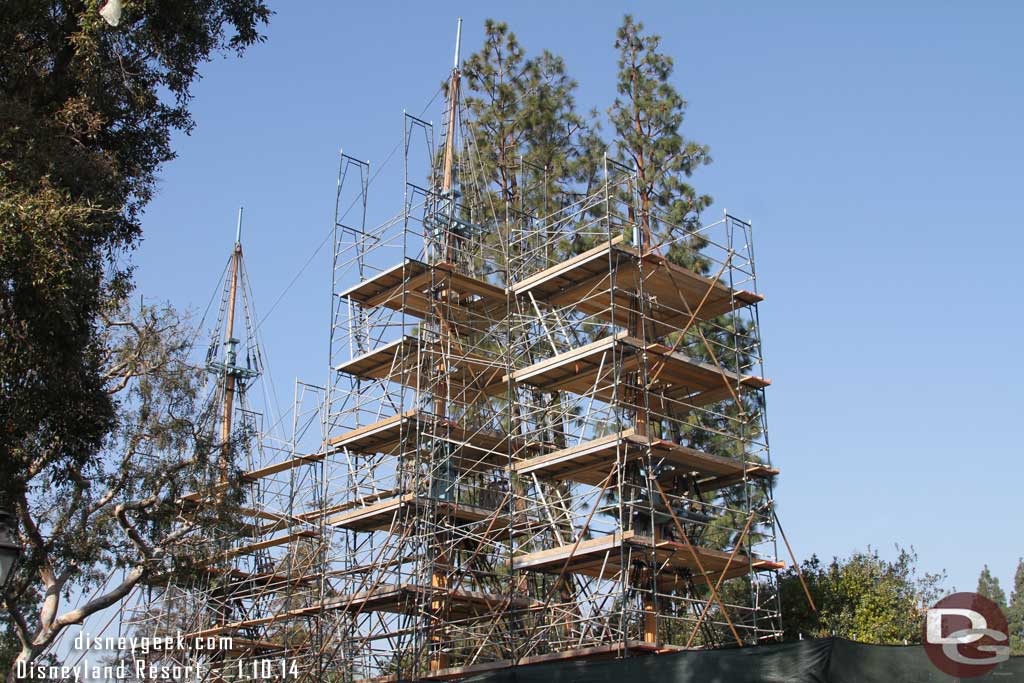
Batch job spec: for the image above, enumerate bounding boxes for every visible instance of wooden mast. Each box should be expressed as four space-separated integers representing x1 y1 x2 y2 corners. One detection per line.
430 19 461 675
441 19 461 201
219 208 244 482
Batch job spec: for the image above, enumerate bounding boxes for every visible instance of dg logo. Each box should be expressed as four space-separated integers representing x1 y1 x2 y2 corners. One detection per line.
924 592 1011 678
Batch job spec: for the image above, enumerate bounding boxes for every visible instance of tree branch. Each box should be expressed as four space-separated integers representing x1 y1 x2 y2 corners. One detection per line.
50 567 145 632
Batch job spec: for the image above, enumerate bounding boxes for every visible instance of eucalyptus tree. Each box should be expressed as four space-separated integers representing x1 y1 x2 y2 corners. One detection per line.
2 300 249 680
1 1 269 676
0 0 270 499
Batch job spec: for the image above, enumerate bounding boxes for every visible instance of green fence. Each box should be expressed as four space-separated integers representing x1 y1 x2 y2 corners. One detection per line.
460 639 1023 683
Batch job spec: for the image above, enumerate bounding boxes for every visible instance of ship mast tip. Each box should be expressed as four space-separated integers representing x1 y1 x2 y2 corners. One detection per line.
453 18 462 69
235 206 244 247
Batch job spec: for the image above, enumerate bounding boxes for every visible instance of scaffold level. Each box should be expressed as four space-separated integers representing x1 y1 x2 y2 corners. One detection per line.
510 235 763 332
511 429 778 487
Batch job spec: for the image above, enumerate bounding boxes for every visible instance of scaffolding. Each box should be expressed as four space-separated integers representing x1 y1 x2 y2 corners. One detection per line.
125 29 787 683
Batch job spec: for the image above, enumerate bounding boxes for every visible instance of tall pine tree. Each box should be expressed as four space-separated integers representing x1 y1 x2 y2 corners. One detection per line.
457 20 584 244
977 565 1008 607
604 16 768 560
608 15 712 266
1008 559 1024 655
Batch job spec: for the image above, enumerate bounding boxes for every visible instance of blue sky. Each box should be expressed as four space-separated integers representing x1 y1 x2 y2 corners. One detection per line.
133 1 1023 594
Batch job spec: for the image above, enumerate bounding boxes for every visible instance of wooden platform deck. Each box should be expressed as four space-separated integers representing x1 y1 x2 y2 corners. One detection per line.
186 584 538 632
511 531 783 585
218 529 320 561
510 237 762 334
512 428 777 486
508 332 769 404
143 563 322 591
338 259 506 330
327 493 503 532
179 453 324 504
335 336 505 396
162 529 321 571
321 584 537 619
338 243 761 341
669 466 779 494
221 638 286 653
326 410 533 469
326 410 417 455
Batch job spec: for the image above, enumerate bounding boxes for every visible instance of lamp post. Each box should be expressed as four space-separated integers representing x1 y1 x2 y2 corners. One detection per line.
0 509 21 591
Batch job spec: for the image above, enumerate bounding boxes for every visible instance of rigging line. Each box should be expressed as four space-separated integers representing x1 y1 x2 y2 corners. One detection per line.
238 257 287 445
184 254 231 354
252 222 332 333
253 85 444 334
254 324 287 443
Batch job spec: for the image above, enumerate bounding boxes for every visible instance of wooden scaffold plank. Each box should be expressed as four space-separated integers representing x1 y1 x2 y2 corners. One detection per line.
326 409 539 469
335 336 506 397
508 332 769 405
511 531 783 585
338 258 506 328
326 493 506 532
510 237 762 335
511 428 778 487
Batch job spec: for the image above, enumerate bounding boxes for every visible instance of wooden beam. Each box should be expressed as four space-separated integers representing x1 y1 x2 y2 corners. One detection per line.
512 429 778 486
179 451 324 503
511 236 625 295
509 334 769 404
511 531 634 572
511 531 782 583
510 237 763 334
217 530 319 561
335 336 506 396
338 259 506 331
326 410 415 450
326 410 526 468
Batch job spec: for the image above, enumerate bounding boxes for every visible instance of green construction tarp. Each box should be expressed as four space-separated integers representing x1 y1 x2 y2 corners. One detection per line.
459 639 1024 683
